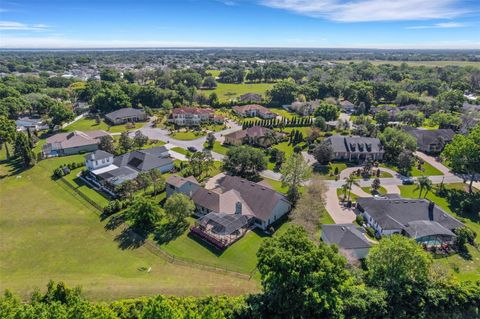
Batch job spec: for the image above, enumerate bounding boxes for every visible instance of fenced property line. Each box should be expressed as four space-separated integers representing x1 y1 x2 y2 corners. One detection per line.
57 177 257 280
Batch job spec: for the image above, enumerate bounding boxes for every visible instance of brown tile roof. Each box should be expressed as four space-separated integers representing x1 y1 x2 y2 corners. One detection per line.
224 126 273 140
171 107 214 115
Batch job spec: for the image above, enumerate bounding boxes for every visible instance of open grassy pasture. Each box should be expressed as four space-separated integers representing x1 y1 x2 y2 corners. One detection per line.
0 155 258 301
199 82 274 102
65 118 144 134
332 60 480 67
399 183 480 282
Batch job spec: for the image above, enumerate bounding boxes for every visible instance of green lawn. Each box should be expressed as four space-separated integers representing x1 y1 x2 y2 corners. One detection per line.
169 130 206 140
206 69 221 77
268 107 295 119
262 177 288 194
399 183 480 281
160 220 271 274
0 155 258 301
65 118 144 134
336 188 359 202
361 186 387 195
381 160 443 177
315 162 348 180
204 141 230 155
170 147 190 156
199 82 274 102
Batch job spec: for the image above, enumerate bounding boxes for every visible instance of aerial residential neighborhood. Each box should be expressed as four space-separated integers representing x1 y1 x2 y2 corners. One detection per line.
1 0 480 318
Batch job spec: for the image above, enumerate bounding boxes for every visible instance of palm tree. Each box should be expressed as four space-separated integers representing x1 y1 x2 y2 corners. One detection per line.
344 173 360 202
340 183 349 202
415 176 433 198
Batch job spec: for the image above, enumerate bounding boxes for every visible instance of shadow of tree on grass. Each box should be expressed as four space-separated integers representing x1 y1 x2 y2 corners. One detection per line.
114 225 148 250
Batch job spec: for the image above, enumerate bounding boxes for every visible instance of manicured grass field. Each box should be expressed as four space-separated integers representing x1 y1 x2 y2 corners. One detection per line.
205 141 230 155
361 186 387 195
65 118 144 133
0 155 258 301
381 161 443 177
336 188 358 202
199 82 274 102
399 183 480 281
269 107 295 119
169 130 206 140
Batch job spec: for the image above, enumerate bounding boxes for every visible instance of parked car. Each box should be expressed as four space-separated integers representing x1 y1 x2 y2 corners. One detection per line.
187 146 198 153
402 177 415 185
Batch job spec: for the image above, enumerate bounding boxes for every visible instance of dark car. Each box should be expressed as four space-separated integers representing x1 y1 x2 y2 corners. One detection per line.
402 177 415 185
187 146 198 153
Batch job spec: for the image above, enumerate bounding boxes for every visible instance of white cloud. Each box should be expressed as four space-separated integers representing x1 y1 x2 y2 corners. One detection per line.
261 0 467 22
0 21 51 31
406 22 467 29
1 35 479 49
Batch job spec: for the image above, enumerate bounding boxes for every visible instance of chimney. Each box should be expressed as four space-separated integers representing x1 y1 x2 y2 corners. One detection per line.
428 201 435 220
235 201 242 215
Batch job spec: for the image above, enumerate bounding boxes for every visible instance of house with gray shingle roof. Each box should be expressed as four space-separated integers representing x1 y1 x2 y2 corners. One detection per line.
105 108 147 125
84 146 173 194
403 126 455 153
43 130 110 157
166 174 291 231
321 224 372 259
325 135 384 161
356 197 463 246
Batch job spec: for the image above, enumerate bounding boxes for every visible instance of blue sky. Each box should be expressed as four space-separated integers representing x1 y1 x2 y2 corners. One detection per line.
0 0 479 49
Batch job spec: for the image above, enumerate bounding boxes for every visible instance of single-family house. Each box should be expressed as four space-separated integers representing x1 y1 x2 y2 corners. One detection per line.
223 126 282 147
321 224 372 259
233 104 276 119
168 107 222 126
288 100 320 116
84 146 174 194
325 135 384 161
166 174 291 231
356 197 464 246
238 93 263 103
105 108 147 125
15 117 49 132
43 130 110 157
403 126 455 153
339 100 356 114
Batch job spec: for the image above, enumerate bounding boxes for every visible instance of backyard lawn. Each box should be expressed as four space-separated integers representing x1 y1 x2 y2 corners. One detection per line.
399 183 480 281
199 82 274 102
0 155 258 301
269 107 296 119
65 118 144 133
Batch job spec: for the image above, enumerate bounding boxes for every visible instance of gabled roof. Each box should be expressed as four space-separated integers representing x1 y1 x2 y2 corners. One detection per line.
233 104 274 115
403 127 455 149
45 130 109 150
404 220 456 239
239 93 262 102
167 175 199 188
357 197 464 231
224 126 273 140
171 107 214 115
105 108 146 120
216 175 289 222
84 149 113 161
114 149 173 172
322 224 371 249
325 135 383 154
